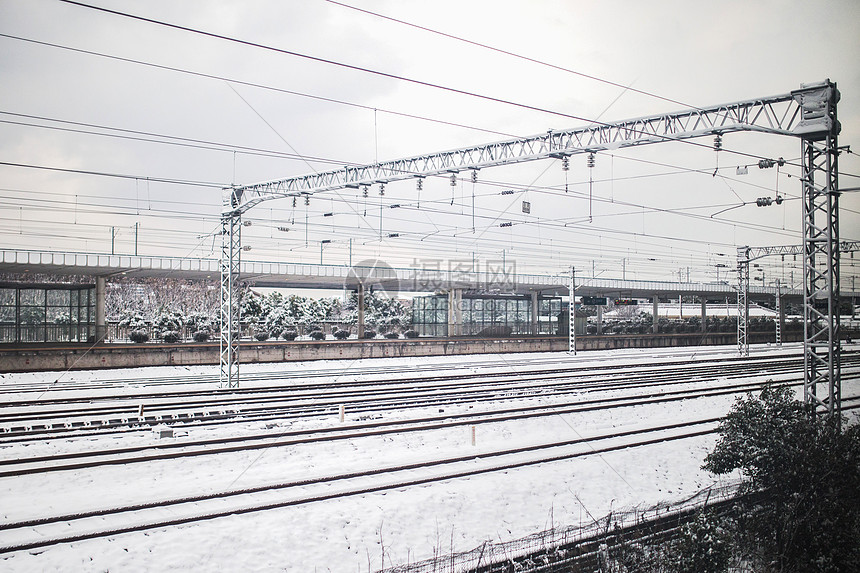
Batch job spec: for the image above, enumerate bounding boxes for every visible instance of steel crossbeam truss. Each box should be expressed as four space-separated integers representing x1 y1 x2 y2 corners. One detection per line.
219 205 241 389
220 81 843 394
225 92 811 216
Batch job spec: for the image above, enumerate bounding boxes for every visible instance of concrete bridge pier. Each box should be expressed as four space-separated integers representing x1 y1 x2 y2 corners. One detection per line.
447 288 462 336
96 276 106 343
652 297 659 334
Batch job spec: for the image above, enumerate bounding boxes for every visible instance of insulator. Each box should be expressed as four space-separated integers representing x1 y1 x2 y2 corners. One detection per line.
561 156 570 171
471 170 478 183
587 153 595 168
501 190 515 195
242 220 252 226
450 173 457 187
362 186 368 198
379 183 385 196
292 197 297 208
758 159 775 169
242 245 252 251
416 178 423 191
714 134 722 151
304 196 310 206
756 197 773 207
500 222 512 227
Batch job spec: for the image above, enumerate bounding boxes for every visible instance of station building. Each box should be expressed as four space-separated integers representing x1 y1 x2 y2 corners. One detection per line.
0 282 97 343
411 293 574 337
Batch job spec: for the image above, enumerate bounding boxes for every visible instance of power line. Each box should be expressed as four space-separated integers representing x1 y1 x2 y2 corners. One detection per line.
0 160 227 188
323 0 697 111
0 112 359 166
0 33 519 140
54 0 779 164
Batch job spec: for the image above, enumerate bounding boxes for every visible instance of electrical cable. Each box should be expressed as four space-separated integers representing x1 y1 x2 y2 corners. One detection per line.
54 0 792 166
0 160 226 188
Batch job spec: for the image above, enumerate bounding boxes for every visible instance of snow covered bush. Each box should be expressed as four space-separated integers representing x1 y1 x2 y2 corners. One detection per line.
153 310 184 334
703 384 860 572
118 311 148 331
128 329 149 343
384 331 399 339
192 330 211 343
254 331 270 342
161 330 181 343
404 329 418 338
333 329 350 340
309 330 325 341
362 330 376 339
282 330 298 341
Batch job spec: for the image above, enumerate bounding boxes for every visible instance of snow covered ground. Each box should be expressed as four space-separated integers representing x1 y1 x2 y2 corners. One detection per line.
0 343 856 572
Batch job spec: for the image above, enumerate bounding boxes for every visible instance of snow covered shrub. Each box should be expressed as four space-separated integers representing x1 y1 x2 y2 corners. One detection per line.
282 330 298 341
268 328 282 340
162 330 181 343
118 311 148 331
362 330 376 339
384 331 399 339
333 329 350 340
192 330 211 343
154 310 184 333
309 330 325 341
671 512 732 573
129 329 149 343
703 384 860 572
254 331 270 342
404 329 418 338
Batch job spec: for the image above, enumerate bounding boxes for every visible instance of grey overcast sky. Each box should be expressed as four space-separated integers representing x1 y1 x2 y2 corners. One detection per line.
1 0 858 286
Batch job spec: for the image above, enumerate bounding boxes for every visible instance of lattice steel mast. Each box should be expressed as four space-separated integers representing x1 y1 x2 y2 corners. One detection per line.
798 81 842 417
221 82 841 394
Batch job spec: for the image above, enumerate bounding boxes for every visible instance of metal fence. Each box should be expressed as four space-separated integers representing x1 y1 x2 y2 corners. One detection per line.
378 482 745 573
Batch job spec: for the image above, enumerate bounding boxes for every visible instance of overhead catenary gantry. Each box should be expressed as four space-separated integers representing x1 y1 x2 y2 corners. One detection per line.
221 80 843 421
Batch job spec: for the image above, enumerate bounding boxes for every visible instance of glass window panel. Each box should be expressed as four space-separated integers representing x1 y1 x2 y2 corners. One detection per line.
20 289 44 306
20 306 45 324
47 290 70 306
0 288 14 305
0 307 15 322
47 307 69 323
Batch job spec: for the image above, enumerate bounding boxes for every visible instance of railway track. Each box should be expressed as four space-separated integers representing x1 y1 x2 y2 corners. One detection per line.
4 351 853 440
2 399 857 556
0 346 610 392
2 348 858 557
5 377 846 478
0 416 757 554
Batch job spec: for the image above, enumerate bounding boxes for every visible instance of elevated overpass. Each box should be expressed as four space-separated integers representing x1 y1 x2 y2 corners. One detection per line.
0 248 805 299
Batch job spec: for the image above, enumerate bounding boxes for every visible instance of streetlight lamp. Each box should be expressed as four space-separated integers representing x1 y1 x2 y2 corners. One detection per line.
320 240 331 264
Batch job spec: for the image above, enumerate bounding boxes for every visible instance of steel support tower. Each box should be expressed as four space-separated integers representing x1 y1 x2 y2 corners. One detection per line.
569 267 576 354
799 82 842 417
736 239 858 354
221 81 842 406
736 246 750 357
219 187 242 388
